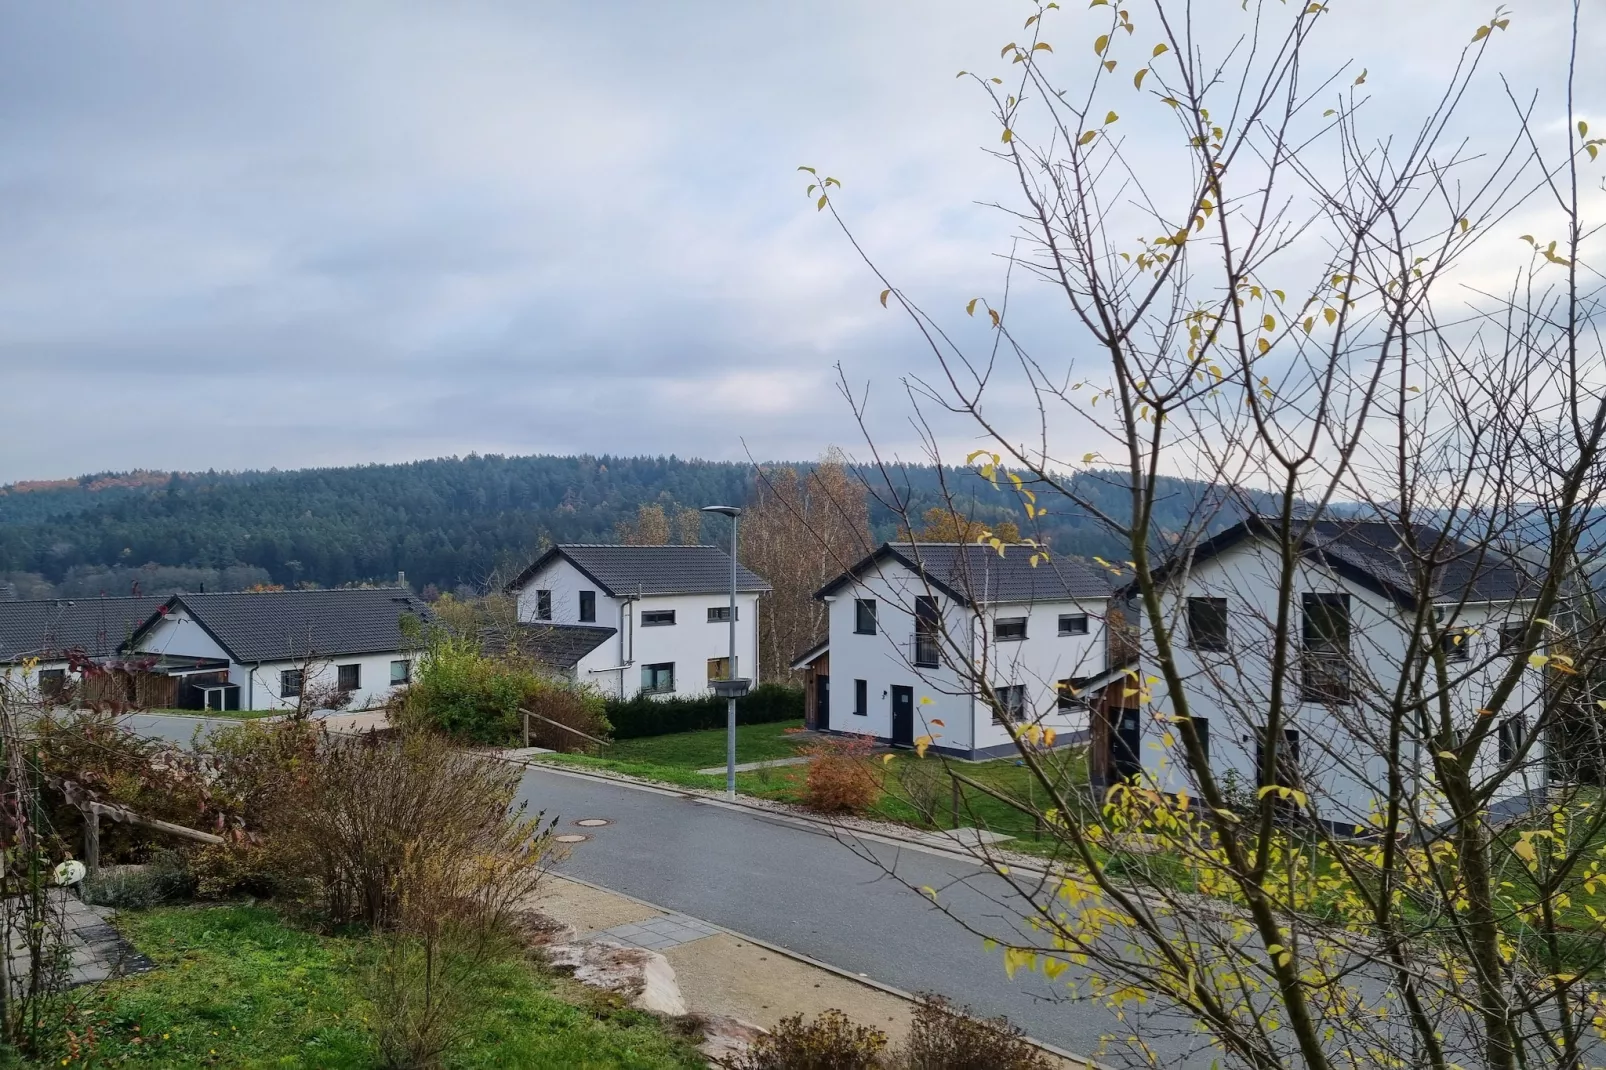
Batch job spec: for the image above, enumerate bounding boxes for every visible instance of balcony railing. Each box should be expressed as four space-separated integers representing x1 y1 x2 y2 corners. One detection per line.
908 632 941 669
1299 651 1352 704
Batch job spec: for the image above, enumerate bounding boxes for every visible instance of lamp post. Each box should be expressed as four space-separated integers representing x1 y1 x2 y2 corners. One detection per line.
702 505 749 799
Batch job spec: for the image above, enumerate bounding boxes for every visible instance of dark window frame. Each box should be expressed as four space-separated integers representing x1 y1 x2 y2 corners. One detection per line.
1498 716 1524 763
641 609 677 627
992 684 1028 725
1187 597 1229 652
280 668 303 698
1498 621 1527 654
1058 613 1090 636
913 595 941 668
390 659 411 685
535 589 553 621
853 679 868 716
37 668 67 697
1440 627 1472 662
1300 593 1353 703
1056 678 1089 711
854 599 878 635
994 617 1029 642
579 590 596 623
337 663 361 692
641 662 675 694
707 605 738 623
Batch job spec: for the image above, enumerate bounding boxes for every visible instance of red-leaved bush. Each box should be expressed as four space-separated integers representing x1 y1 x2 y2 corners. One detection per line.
801 734 882 814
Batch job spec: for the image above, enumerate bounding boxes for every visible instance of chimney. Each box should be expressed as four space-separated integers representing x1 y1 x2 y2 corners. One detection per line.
397 570 407 588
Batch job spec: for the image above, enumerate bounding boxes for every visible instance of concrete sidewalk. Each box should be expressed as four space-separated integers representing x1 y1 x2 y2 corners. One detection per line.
531 874 1090 1067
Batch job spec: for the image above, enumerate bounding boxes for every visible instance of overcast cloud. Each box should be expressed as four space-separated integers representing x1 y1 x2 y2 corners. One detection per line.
0 1 1595 481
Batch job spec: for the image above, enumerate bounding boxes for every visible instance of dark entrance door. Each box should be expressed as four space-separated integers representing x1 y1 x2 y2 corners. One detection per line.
891 685 914 747
815 674 830 732
1111 708 1142 780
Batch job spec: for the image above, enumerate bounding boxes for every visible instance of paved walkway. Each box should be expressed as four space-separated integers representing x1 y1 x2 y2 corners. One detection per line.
693 755 810 775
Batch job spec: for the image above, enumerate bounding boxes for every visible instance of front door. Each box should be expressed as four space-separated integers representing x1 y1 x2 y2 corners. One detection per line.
815 674 830 731
891 685 914 747
1111 708 1142 780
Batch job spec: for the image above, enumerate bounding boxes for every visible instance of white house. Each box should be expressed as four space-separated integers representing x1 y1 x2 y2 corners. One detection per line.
0 596 167 699
127 588 433 711
505 544 769 700
1136 516 1545 826
810 542 1119 760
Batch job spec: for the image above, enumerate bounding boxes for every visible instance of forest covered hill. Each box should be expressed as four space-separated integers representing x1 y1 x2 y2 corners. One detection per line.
0 454 1267 598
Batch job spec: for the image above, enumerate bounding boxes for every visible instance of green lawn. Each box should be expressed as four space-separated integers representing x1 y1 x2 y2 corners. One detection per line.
534 721 1101 856
36 905 706 1069
139 708 282 721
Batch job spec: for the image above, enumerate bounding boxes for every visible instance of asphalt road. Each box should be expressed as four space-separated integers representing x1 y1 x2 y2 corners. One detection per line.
111 713 1208 1063
515 764 1210 1064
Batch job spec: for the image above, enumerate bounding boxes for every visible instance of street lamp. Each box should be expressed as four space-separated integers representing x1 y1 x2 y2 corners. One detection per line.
702 505 750 799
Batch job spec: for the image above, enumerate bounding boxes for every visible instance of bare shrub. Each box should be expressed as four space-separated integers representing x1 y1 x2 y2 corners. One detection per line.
801 735 881 814
273 731 551 929
728 1009 888 1070
894 994 1050 1070
519 680 611 752
893 757 946 826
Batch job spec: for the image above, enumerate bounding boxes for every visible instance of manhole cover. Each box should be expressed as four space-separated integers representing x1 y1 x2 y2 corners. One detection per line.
576 818 610 827
554 834 589 844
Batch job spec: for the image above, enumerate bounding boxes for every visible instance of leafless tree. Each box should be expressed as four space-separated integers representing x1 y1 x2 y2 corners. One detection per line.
803 2 1606 1067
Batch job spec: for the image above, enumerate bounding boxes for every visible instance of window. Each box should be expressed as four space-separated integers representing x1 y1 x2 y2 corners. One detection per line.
390 659 411 685
1194 716 1211 766
853 679 868 716
1256 727 1301 789
854 599 878 635
1187 597 1229 651
338 664 361 691
579 590 596 623
534 590 552 621
994 617 1028 642
641 662 675 694
1056 678 1089 711
1499 716 1524 763
913 596 940 668
280 668 303 698
1440 627 1472 662
1058 614 1089 636
993 684 1027 724
1498 621 1527 653
1300 593 1352 703
37 668 66 697
707 656 736 682
641 609 676 627
707 605 738 623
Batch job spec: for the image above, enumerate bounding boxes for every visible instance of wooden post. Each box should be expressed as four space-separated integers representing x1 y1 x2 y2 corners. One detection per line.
82 805 100 881
523 710 530 749
951 779 960 829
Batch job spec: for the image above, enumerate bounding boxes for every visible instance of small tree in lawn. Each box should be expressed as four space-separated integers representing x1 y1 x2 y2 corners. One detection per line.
804 2 1606 1067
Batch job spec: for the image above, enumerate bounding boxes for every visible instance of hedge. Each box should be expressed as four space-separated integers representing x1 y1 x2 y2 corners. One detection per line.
605 683 803 740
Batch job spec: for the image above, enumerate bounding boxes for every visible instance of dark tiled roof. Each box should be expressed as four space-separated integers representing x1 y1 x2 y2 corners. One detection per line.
507 544 771 597
1147 517 1533 607
816 542 1113 605
0 596 167 662
131 588 433 664
501 623 617 673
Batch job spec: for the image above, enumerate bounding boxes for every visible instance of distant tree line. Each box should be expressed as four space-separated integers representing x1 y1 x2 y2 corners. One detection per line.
0 453 1269 598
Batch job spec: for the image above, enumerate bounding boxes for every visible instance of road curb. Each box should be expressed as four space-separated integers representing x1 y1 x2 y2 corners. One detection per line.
513 756 1060 878
552 872 1101 1069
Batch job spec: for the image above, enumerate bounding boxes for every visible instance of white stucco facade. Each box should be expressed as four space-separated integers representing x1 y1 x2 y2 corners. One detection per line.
1139 537 1545 825
511 554 761 700
134 608 416 711
822 557 1111 759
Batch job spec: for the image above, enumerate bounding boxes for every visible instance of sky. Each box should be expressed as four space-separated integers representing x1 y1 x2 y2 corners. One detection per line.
0 1 1596 483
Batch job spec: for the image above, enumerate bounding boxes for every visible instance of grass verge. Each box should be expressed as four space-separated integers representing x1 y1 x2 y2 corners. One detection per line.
36 904 706 1069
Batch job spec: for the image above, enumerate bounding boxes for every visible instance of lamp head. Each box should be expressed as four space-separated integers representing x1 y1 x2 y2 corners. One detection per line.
701 505 742 518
